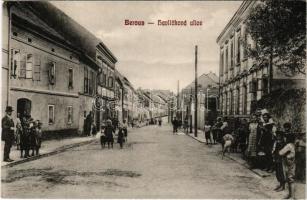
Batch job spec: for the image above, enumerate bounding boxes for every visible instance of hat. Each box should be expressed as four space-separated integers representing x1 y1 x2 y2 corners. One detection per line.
5 106 14 112
261 109 269 115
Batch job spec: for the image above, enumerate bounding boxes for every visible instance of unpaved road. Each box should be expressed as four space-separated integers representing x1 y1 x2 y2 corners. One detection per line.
1 124 298 198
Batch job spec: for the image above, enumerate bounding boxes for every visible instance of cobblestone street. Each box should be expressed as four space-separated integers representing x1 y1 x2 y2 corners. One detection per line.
3 123 303 199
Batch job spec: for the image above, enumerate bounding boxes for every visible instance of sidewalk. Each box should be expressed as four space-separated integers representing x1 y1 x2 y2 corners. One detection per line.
185 131 306 199
1 136 96 168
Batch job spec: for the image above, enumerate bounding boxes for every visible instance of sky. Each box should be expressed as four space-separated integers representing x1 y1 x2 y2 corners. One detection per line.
52 1 242 93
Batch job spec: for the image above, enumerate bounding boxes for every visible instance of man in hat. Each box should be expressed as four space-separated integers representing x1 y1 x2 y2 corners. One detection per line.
2 106 15 162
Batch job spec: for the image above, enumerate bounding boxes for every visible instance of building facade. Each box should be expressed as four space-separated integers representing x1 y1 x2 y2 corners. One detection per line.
216 1 305 119
2 2 117 135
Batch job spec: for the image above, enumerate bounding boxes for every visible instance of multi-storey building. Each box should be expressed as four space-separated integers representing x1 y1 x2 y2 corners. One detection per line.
2 2 117 135
216 1 305 118
180 72 219 128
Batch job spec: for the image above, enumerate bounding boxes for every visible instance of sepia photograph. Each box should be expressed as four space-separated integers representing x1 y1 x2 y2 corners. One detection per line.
1 0 306 199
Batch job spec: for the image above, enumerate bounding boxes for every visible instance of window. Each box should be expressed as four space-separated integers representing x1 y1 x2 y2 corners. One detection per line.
28 38 32 43
108 77 114 88
243 85 247 115
48 62 56 85
51 48 55 52
230 90 233 115
68 68 73 88
84 67 89 93
26 54 33 79
89 71 93 95
67 106 73 124
236 88 240 115
103 72 107 86
237 36 241 63
262 77 268 95
230 41 234 68
11 49 20 77
13 32 18 36
225 48 228 73
33 55 41 81
220 51 224 75
48 105 55 124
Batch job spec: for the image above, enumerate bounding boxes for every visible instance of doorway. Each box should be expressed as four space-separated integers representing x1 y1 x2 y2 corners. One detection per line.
17 98 32 118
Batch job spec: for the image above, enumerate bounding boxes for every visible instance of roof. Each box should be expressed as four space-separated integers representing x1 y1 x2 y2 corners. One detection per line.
10 1 117 64
182 72 219 92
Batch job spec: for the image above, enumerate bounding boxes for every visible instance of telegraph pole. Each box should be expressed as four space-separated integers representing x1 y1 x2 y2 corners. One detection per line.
177 80 179 119
194 45 198 137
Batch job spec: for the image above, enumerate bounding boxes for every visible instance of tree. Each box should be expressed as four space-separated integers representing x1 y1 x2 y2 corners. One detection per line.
245 0 306 79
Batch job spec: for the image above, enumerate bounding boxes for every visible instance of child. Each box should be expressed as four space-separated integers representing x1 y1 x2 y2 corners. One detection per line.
222 133 234 159
34 121 43 156
100 126 106 149
279 131 296 199
204 121 212 145
272 131 286 192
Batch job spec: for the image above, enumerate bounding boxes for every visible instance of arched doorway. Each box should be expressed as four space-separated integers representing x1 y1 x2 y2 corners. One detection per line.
17 98 32 118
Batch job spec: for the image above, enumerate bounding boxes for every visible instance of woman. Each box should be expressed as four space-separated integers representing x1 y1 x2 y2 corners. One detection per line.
247 114 261 168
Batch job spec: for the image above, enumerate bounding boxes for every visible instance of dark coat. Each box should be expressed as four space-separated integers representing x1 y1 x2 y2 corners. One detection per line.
2 115 15 143
117 129 125 144
105 125 114 142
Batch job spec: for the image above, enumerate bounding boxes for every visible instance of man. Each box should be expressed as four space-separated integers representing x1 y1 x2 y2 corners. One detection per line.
2 106 15 162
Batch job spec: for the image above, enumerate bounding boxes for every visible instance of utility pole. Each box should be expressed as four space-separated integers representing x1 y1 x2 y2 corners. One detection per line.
177 80 179 119
194 45 198 137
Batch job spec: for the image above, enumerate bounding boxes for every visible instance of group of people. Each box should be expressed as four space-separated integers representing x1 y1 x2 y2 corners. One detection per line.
100 119 128 149
2 106 43 162
202 109 305 199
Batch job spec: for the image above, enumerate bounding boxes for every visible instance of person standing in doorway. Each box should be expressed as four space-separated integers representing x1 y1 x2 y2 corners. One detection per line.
2 106 15 162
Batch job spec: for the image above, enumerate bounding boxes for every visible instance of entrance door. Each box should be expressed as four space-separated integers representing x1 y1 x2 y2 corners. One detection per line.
17 98 32 118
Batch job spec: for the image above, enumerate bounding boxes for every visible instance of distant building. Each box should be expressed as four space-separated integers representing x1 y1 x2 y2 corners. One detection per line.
180 72 219 128
216 1 305 118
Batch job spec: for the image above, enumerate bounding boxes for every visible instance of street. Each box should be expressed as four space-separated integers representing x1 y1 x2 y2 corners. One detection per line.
0 124 291 198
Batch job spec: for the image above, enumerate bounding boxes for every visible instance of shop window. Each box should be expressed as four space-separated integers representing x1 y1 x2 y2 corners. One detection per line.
48 105 55 124
68 68 73 88
67 106 73 124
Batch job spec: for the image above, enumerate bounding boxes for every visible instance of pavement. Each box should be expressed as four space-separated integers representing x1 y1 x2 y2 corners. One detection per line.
183 128 306 199
1 123 306 198
1 136 96 167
